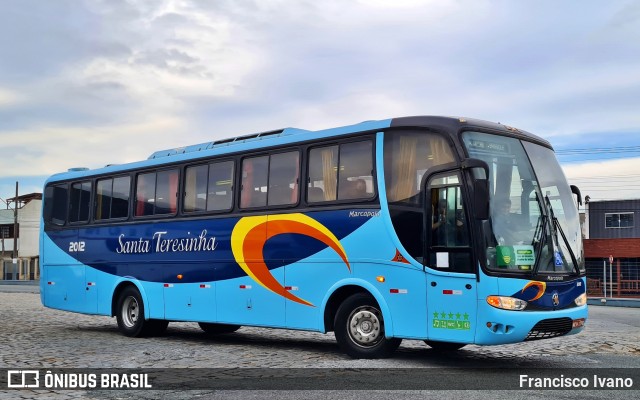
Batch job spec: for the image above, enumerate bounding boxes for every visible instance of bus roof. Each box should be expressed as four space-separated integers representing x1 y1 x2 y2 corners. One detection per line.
46 116 551 183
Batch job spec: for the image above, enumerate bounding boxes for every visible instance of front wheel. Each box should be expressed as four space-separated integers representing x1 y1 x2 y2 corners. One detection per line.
116 286 167 337
334 293 401 359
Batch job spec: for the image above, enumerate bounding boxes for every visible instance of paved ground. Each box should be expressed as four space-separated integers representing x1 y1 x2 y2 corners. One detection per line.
1 292 639 399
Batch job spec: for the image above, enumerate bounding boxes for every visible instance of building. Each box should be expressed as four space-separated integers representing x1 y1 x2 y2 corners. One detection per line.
583 199 640 298
0 193 41 281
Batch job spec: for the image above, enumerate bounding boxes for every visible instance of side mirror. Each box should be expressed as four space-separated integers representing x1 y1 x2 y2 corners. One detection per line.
570 185 582 206
462 158 490 220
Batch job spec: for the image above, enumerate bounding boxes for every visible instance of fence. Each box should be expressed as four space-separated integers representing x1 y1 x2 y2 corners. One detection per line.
585 258 640 298
0 258 39 281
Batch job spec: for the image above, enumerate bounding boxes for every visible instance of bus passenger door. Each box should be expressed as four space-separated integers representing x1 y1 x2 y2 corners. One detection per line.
425 171 478 344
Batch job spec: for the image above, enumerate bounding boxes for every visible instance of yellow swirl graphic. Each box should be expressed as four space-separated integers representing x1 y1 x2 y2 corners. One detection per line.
231 213 350 306
522 281 547 301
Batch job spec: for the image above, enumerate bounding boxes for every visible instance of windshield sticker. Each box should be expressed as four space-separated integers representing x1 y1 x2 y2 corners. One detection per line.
554 251 564 267
432 311 471 330
497 245 536 270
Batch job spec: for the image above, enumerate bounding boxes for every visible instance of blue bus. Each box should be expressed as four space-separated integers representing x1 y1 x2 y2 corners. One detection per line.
41 116 587 358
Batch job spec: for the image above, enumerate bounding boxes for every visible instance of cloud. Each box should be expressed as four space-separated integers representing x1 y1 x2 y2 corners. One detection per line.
0 88 23 107
563 157 640 201
0 116 187 179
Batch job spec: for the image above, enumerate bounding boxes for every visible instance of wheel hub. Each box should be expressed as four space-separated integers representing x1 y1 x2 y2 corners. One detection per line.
348 308 382 347
122 296 139 328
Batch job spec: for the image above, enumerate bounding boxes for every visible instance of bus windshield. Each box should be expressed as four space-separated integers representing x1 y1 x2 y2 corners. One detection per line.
463 131 583 276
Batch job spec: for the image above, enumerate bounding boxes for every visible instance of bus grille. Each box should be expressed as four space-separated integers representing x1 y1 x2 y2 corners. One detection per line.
525 318 573 341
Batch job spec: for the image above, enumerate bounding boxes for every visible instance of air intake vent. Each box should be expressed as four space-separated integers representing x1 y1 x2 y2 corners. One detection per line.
525 317 572 341
148 129 289 159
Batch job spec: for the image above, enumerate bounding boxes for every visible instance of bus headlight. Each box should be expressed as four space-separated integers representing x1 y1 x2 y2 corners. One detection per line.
486 296 528 311
574 292 587 307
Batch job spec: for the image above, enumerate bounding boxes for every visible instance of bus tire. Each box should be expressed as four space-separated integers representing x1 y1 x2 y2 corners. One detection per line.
198 322 241 335
425 340 465 351
115 286 158 337
334 293 401 359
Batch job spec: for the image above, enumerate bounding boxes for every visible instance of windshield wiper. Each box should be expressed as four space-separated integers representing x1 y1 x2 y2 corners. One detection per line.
531 192 552 276
544 195 581 275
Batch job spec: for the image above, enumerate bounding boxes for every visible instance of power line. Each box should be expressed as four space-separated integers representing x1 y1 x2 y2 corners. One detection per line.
558 154 640 162
556 145 640 154
573 175 640 180
555 145 640 163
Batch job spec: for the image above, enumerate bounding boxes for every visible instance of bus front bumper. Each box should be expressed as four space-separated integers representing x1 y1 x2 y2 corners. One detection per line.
474 304 588 345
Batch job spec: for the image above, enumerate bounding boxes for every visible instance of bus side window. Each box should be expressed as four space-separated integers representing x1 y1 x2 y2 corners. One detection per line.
185 164 208 213
95 176 130 220
185 161 235 213
111 177 131 218
135 172 156 216
383 131 456 261
69 181 91 223
428 177 473 273
307 141 374 203
207 161 234 211
135 170 178 216
155 170 179 215
268 151 299 206
337 141 374 201
240 156 268 208
307 145 338 202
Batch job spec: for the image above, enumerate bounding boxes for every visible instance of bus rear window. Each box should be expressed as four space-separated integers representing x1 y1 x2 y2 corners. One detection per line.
44 184 69 226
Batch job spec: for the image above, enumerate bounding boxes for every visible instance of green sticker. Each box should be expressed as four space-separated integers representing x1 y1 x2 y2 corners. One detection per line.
432 311 471 330
497 245 535 269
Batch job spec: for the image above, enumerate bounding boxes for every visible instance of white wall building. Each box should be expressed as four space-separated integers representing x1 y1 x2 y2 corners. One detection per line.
0 193 41 280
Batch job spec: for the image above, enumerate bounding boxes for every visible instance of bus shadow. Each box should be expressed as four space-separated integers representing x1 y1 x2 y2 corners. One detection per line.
77 323 574 368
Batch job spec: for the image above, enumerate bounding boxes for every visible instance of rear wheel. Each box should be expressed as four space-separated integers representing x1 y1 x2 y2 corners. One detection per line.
116 286 167 337
425 340 466 351
198 322 241 335
334 293 401 359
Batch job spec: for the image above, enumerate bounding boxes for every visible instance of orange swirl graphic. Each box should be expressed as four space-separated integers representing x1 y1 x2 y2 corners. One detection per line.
231 213 350 307
522 281 547 301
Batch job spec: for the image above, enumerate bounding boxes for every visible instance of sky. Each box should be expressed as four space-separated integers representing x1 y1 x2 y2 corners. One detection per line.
1 0 640 208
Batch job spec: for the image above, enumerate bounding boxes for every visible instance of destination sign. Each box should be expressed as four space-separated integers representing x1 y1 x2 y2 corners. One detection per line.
466 139 511 155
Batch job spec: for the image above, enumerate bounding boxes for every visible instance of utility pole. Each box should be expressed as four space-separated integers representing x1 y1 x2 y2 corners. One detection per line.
12 181 18 279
